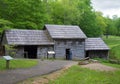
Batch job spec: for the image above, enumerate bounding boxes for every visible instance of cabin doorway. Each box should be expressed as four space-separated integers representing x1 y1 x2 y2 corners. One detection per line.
24 46 37 59
85 51 89 58
66 49 72 60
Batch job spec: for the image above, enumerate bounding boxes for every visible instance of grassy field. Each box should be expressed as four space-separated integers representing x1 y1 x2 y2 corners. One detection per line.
103 36 120 48
103 35 120 60
49 65 120 84
0 58 38 70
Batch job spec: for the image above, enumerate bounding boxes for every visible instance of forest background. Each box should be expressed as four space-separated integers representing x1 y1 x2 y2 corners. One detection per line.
0 0 120 37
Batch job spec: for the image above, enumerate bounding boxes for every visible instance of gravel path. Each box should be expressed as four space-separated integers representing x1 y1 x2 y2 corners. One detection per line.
81 63 117 71
0 60 77 84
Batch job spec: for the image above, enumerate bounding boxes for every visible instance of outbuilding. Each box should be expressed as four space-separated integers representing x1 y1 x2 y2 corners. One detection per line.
0 24 109 60
85 38 110 59
1 30 54 59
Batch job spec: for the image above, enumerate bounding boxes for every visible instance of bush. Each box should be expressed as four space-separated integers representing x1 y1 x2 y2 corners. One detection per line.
110 45 120 60
5 44 16 57
109 59 120 64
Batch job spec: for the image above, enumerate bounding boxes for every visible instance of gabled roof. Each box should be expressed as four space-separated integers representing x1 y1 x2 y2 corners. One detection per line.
45 24 87 39
4 29 54 45
85 38 110 50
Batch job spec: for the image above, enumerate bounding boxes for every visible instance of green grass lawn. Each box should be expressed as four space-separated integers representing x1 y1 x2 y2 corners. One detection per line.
103 35 120 60
49 65 120 84
0 58 38 70
103 35 120 48
103 62 120 69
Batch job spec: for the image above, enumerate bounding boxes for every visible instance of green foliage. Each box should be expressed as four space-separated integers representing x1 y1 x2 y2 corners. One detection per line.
49 65 120 84
95 12 107 35
94 57 120 68
110 46 120 60
103 36 120 60
0 0 119 37
0 18 13 34
0 0 106 37
14 21 38 29
49 0 83 25
0 0 50 30
94 58 120 65
103 62 120 69
0 58 38 70
114 17 120 36
105 17 118 36
103 35 120 48
5 44 16 57
104 15 120 36
79 0 101 37
80 11 101 37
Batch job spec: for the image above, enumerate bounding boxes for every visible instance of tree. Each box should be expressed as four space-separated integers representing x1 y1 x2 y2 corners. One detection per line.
79 0 102 37
95 11 107 35
0 0 116 37
104 16 117 38
0 18 13 34
114 17 120 36
0 0 50 29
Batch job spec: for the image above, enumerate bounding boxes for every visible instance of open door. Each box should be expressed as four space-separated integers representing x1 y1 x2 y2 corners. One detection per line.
66 49 72 60
85 51 89 58
24 46 37 59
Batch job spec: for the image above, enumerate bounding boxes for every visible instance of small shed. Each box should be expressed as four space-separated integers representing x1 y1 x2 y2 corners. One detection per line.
85 38 110 59
1 29 54 58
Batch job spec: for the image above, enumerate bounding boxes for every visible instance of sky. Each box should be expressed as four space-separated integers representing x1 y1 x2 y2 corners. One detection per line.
91 0 120 18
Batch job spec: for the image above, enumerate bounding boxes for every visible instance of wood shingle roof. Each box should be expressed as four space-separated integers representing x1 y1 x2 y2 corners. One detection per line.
85 38 110 50
5 29 54 45
45 24 87 39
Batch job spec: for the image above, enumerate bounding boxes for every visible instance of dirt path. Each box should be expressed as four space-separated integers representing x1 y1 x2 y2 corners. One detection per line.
19 62 77 84
81 63 117 71
18 62 118 84
0 60 77 84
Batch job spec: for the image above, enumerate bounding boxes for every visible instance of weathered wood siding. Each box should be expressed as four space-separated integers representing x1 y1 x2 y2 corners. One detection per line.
3 45 54 58
4 47 22 58
15 46 24 58
37 45 54 59
1 34 7 45
0 46 4 56
54 39 85 60
86 50 109 59
4 46 24 58
11 46 54 58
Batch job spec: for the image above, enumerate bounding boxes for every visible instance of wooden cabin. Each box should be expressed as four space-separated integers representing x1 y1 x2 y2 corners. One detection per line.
0 24 109 60
44 25 87 60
